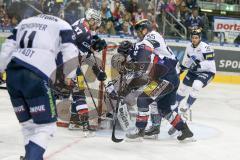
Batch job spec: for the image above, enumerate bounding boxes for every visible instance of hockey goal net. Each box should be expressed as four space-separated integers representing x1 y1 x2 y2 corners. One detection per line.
56 45 121 127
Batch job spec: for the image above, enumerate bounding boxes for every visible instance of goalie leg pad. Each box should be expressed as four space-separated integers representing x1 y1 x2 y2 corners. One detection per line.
117 101 132 131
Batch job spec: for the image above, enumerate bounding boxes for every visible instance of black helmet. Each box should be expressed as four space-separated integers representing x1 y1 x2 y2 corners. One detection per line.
117 40 133 55
191 29 202 38
135 19 152 32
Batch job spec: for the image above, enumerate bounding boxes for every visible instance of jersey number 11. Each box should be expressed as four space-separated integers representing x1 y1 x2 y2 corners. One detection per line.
20 31 36 48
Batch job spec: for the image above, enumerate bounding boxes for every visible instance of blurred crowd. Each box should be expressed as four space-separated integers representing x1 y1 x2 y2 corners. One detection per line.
0 0 239 43
202 0 239 4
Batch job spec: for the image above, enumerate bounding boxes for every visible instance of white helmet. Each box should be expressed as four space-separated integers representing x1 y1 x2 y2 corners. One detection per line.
85 8 102 27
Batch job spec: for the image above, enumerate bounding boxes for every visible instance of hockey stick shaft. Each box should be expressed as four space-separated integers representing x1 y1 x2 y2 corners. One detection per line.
111 70 124 143
79 67 100 117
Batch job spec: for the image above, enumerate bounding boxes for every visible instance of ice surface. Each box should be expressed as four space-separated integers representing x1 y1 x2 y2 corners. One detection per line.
0 83 240 160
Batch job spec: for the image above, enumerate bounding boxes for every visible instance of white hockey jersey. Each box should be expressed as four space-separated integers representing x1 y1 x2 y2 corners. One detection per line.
182 41 216 73
0 14 79 81
138 30 176 60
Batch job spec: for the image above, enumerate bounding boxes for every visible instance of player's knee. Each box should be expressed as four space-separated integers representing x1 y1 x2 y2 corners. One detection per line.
137 94 152 112
31 122 57 149
21 120 36 145
178 84 189 96
149 102 158 114
191 80 204 97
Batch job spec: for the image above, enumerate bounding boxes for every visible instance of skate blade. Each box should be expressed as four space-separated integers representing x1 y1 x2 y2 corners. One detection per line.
125 137 143 142
178 137 197 143
143 134 159 140
68 127 82 130
82 131 95 138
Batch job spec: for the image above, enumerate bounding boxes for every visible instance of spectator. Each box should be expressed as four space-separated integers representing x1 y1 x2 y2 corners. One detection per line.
234 34 240 45
133 8 145 23
112 0 124 32
185 8 203 38
165 0 176 15
101 0 113 21
43 0 62 17
64 0 81 24
11 15 18 26
0 5 5 24
201 12 209 41
185 0 198 12
98 22 107 34
1 14 11 29
118 21 133 36
105 19 116 35
125 0 139 14
112 0 123 19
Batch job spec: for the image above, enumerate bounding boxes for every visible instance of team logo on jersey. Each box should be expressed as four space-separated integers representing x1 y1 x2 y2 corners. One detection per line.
30 105 46 114
72 34 76 41
14 105 25 113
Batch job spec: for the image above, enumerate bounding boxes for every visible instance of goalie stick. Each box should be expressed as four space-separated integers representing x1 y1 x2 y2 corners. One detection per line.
111 71 124 143
90 48 124 142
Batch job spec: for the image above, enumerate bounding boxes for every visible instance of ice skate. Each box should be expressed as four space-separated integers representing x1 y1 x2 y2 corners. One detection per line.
144 126 160 139
20 156 25 160
126 128 145 142
177 123 195 142
68 121 83 130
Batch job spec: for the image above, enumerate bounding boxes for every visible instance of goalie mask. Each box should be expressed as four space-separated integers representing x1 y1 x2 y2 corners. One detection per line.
85 8 102 29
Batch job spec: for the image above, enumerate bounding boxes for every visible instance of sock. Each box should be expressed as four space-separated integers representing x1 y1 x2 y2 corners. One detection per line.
186 95 197 109
151 114 161 127
25 141 45 160
176 93 185 102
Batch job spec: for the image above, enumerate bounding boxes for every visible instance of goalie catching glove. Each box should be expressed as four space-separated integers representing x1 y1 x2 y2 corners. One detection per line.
91 35 107 52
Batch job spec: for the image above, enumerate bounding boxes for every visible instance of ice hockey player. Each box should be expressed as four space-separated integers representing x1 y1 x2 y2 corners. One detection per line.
63 8 107 130
168 29 216 135
0 14 79 160
116 19 194 141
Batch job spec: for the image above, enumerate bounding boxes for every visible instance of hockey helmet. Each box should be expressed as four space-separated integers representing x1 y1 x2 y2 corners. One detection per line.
134 19 152 32
117 40 133 55
190 29 202 38
85 8 102 27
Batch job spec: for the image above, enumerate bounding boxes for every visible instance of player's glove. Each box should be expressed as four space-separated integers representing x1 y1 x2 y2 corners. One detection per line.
179 64 188 75
105 80 118 99
189 59 201 71
91 35 107 52
92 65 107 81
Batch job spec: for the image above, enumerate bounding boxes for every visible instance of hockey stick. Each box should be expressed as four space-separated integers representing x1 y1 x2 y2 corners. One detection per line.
78 67 101 118
90 48 124 142
111 71 124 143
